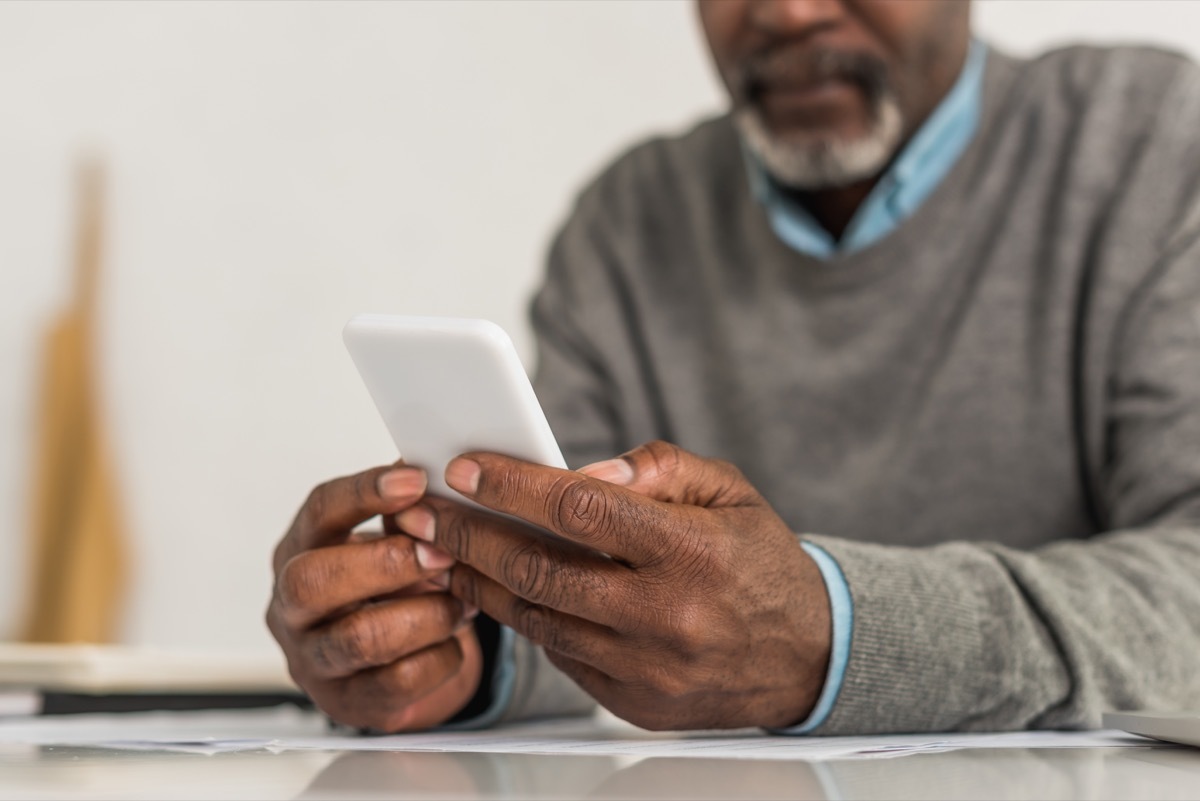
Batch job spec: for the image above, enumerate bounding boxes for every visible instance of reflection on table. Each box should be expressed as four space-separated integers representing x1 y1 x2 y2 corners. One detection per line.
1 740 1196 800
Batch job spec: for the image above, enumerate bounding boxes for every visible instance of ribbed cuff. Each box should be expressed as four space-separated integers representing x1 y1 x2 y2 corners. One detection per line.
802 535 1068 734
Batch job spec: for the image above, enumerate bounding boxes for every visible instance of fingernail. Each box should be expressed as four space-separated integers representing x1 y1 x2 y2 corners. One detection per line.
445 458 481 495
578 458 634 486
462 604 479 622
378 469 426 502
414 541 454 571
396 505 436 541
430 571 450 589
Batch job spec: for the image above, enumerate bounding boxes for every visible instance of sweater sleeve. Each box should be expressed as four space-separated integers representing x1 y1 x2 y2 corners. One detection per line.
804 226 1200 735
529 200 635 470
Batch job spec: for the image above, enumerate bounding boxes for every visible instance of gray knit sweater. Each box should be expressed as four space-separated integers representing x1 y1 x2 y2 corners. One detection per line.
493 45 1200 734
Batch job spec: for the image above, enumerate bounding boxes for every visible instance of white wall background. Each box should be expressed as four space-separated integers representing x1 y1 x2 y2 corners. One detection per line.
2 0 1199 653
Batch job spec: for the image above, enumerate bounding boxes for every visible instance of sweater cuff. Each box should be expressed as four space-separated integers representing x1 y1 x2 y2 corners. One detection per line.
770 540 854 734
801 535 1068 734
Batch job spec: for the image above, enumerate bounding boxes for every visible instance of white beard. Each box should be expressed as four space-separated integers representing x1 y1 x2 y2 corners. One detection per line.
735 94 904 190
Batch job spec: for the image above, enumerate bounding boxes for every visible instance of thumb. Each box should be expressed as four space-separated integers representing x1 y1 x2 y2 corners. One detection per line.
578 440 756 508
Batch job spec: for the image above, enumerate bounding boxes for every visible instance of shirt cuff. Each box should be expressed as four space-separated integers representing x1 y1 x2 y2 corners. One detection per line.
771 540 854 734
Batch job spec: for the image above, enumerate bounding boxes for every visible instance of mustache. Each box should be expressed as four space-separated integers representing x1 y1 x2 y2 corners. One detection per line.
731 44 890 104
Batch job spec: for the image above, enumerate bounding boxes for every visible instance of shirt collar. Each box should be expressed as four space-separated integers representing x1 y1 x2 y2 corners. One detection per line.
747 39 988 260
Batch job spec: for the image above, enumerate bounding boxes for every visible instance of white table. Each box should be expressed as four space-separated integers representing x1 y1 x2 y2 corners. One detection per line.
0 710 1196 800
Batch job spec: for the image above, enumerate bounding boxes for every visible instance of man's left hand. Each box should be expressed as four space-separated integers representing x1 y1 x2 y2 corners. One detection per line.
395 440 832 731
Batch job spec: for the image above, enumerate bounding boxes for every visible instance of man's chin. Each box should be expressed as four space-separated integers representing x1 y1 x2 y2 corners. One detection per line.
735 99 904 191
760 125 875 157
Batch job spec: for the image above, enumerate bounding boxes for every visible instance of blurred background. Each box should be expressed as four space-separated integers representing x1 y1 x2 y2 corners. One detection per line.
3 0 1200 655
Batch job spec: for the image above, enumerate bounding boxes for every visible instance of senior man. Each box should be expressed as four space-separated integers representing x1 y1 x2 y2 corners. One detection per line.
267 0 1200 735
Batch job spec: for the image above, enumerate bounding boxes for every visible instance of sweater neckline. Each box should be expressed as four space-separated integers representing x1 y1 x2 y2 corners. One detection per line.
739 48 1023 292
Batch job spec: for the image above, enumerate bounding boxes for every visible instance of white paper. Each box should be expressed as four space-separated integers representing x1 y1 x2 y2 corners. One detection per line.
249 718 1153 761
0 709 1154 761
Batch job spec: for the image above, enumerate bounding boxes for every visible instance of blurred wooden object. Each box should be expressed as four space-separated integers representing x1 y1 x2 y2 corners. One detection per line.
19 161 127 643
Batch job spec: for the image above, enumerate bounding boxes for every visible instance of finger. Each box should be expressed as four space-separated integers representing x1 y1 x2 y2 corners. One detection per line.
579 440 759 508
332 637 465 732
441 452 694 565
396 498 639 626
542 648 618 708
543 649 688 732
372 573 452 599
275 464 427 572
449 564 631 673
275 534 454 629
302 593 470 680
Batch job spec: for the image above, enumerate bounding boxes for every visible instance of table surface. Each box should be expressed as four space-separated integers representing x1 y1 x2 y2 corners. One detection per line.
1 712 1198 800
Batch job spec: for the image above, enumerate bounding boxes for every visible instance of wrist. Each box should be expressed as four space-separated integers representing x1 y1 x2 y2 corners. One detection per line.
768 540 853 734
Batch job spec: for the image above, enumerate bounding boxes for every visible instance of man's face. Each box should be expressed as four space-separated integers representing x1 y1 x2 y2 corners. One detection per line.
699 0 971 190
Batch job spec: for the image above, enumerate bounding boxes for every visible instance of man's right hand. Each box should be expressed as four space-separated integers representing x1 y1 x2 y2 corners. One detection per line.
266 464 483 732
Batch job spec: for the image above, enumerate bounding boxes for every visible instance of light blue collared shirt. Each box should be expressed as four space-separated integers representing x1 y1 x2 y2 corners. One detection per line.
749 40 987 260
769 42 988 735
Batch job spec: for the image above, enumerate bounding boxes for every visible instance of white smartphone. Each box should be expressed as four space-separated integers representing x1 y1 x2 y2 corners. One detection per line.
343 314 567 511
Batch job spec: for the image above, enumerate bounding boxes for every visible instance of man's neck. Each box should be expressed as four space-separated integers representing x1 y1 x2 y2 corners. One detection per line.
787 180 879 242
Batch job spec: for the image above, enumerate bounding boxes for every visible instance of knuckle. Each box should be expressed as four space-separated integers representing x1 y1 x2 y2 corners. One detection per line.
265 601 293 646
667 603 709 660
331 614 386 672
513 599 552 648
376 535 416 575
501 542 553 603
644 440 683 474
710 458 744 483
307 632 337 675
302 482 331 528
550 478 612 541
351 470 374 508
660 672 693 702
442 510 475 562
274 555 324 616
639 661 692 703
708 458 758 506
712 457 752 493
